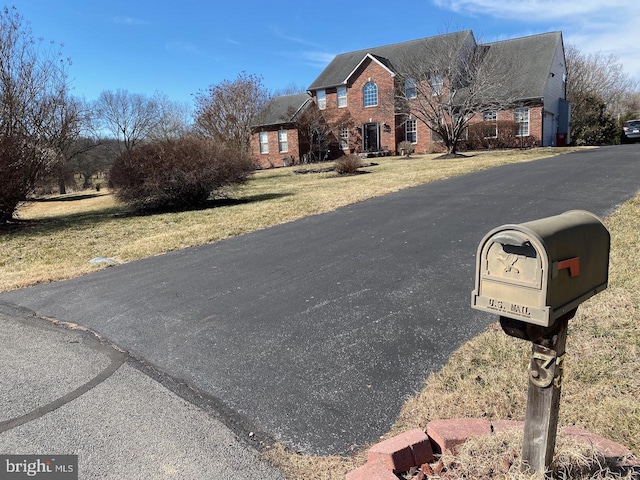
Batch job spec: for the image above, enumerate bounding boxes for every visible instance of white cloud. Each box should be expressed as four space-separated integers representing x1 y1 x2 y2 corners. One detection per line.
302 51 336 69
270 26 321 49
433 0 626 21
434 0 640 82
567 22 640 83
564 9 640 82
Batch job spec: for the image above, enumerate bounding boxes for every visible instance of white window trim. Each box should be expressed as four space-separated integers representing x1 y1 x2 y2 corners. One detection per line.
259 131 269 154
278 129 288 153
453 114 468 140
337 86 347 108
405 78 417 99
317 89 326 110
339 127 349 149
430 74 443 96
515 107 530 137
406 119 417 144
483 110 498 139
363 81 378 107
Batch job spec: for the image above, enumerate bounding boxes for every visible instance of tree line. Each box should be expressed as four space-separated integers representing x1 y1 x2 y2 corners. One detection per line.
0 4 638 222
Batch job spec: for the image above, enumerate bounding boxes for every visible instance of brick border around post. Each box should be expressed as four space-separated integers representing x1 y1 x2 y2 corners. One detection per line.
346 419 639 479
367 428 434 472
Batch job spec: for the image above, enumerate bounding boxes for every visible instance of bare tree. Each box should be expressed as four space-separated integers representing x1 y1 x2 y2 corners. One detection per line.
566 45 637 120
621 90 640 120
272 82 307 97
148 92 192 141
294 107 354 162
69 138 119 189
566 45 639 144
394 32 527 156
95 89 160 152
43 93 100 193
0 6 73 221
193 72 270 153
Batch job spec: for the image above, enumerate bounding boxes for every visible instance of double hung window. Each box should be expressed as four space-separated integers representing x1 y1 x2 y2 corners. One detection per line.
429 74 443 96
278 130 288 153
406 119 417 143
405 78 417 99
514 107 530 136
259 131 269 154
317 89 326 110
339 127 349 149
337 86 347 108
483 110 497 138
454 114 468 140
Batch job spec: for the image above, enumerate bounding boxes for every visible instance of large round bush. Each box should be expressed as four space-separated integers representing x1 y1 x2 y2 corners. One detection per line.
109 138 253 210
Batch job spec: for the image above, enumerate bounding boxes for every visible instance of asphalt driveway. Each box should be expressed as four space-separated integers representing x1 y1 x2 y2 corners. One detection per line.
2 145 639 456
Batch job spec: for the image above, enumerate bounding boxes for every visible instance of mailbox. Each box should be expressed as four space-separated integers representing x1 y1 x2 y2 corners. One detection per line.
472 210 610 327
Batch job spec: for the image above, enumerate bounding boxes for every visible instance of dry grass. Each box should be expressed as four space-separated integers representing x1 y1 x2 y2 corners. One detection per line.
3 148 575 292
5 146 635 479
422 430 637 479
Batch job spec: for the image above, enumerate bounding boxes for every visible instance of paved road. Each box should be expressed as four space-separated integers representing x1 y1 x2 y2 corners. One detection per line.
0 303 285 479
2 145 640 456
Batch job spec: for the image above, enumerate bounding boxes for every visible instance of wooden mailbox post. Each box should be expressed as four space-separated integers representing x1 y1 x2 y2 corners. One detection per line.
472 210 610 474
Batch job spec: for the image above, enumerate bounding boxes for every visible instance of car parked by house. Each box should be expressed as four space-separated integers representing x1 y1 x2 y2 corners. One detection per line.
621 119 640 144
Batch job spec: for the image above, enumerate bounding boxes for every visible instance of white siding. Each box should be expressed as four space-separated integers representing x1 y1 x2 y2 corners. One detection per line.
542 37 567 146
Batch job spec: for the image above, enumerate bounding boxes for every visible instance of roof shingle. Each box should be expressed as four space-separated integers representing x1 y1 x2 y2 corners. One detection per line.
307 30 563 102
255 93 312 127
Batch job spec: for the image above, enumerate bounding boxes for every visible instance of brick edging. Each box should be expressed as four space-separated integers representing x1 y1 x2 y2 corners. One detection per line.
346 419 639 479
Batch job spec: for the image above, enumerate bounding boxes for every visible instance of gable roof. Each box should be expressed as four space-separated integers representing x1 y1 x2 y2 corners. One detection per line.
483 31 563 100
308 31 474 91
253 93 313 128
308 30 564 102
343 53 396 85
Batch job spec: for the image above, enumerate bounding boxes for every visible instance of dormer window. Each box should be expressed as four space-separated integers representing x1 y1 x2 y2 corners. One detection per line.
363 81 378 107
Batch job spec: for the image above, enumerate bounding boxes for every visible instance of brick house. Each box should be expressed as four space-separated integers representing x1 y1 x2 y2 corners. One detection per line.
251 30 569 166
250 93 314 169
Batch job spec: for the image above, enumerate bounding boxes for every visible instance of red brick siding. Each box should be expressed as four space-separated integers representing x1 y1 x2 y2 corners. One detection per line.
399 114 438 154
315 58 398 154
250 127 302 169
466 104 544 144
528 105 543 143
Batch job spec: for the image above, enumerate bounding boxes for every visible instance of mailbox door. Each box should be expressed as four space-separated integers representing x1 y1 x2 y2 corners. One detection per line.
473 230 551 326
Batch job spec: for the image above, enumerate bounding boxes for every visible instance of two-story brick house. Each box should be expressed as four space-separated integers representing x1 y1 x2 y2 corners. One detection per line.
251 30 569 166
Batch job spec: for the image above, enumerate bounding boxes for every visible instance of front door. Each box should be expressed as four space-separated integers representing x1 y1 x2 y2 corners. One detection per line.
363 123 379 152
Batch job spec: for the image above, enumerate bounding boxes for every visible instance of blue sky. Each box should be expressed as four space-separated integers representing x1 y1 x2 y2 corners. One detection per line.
10 0 639 108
